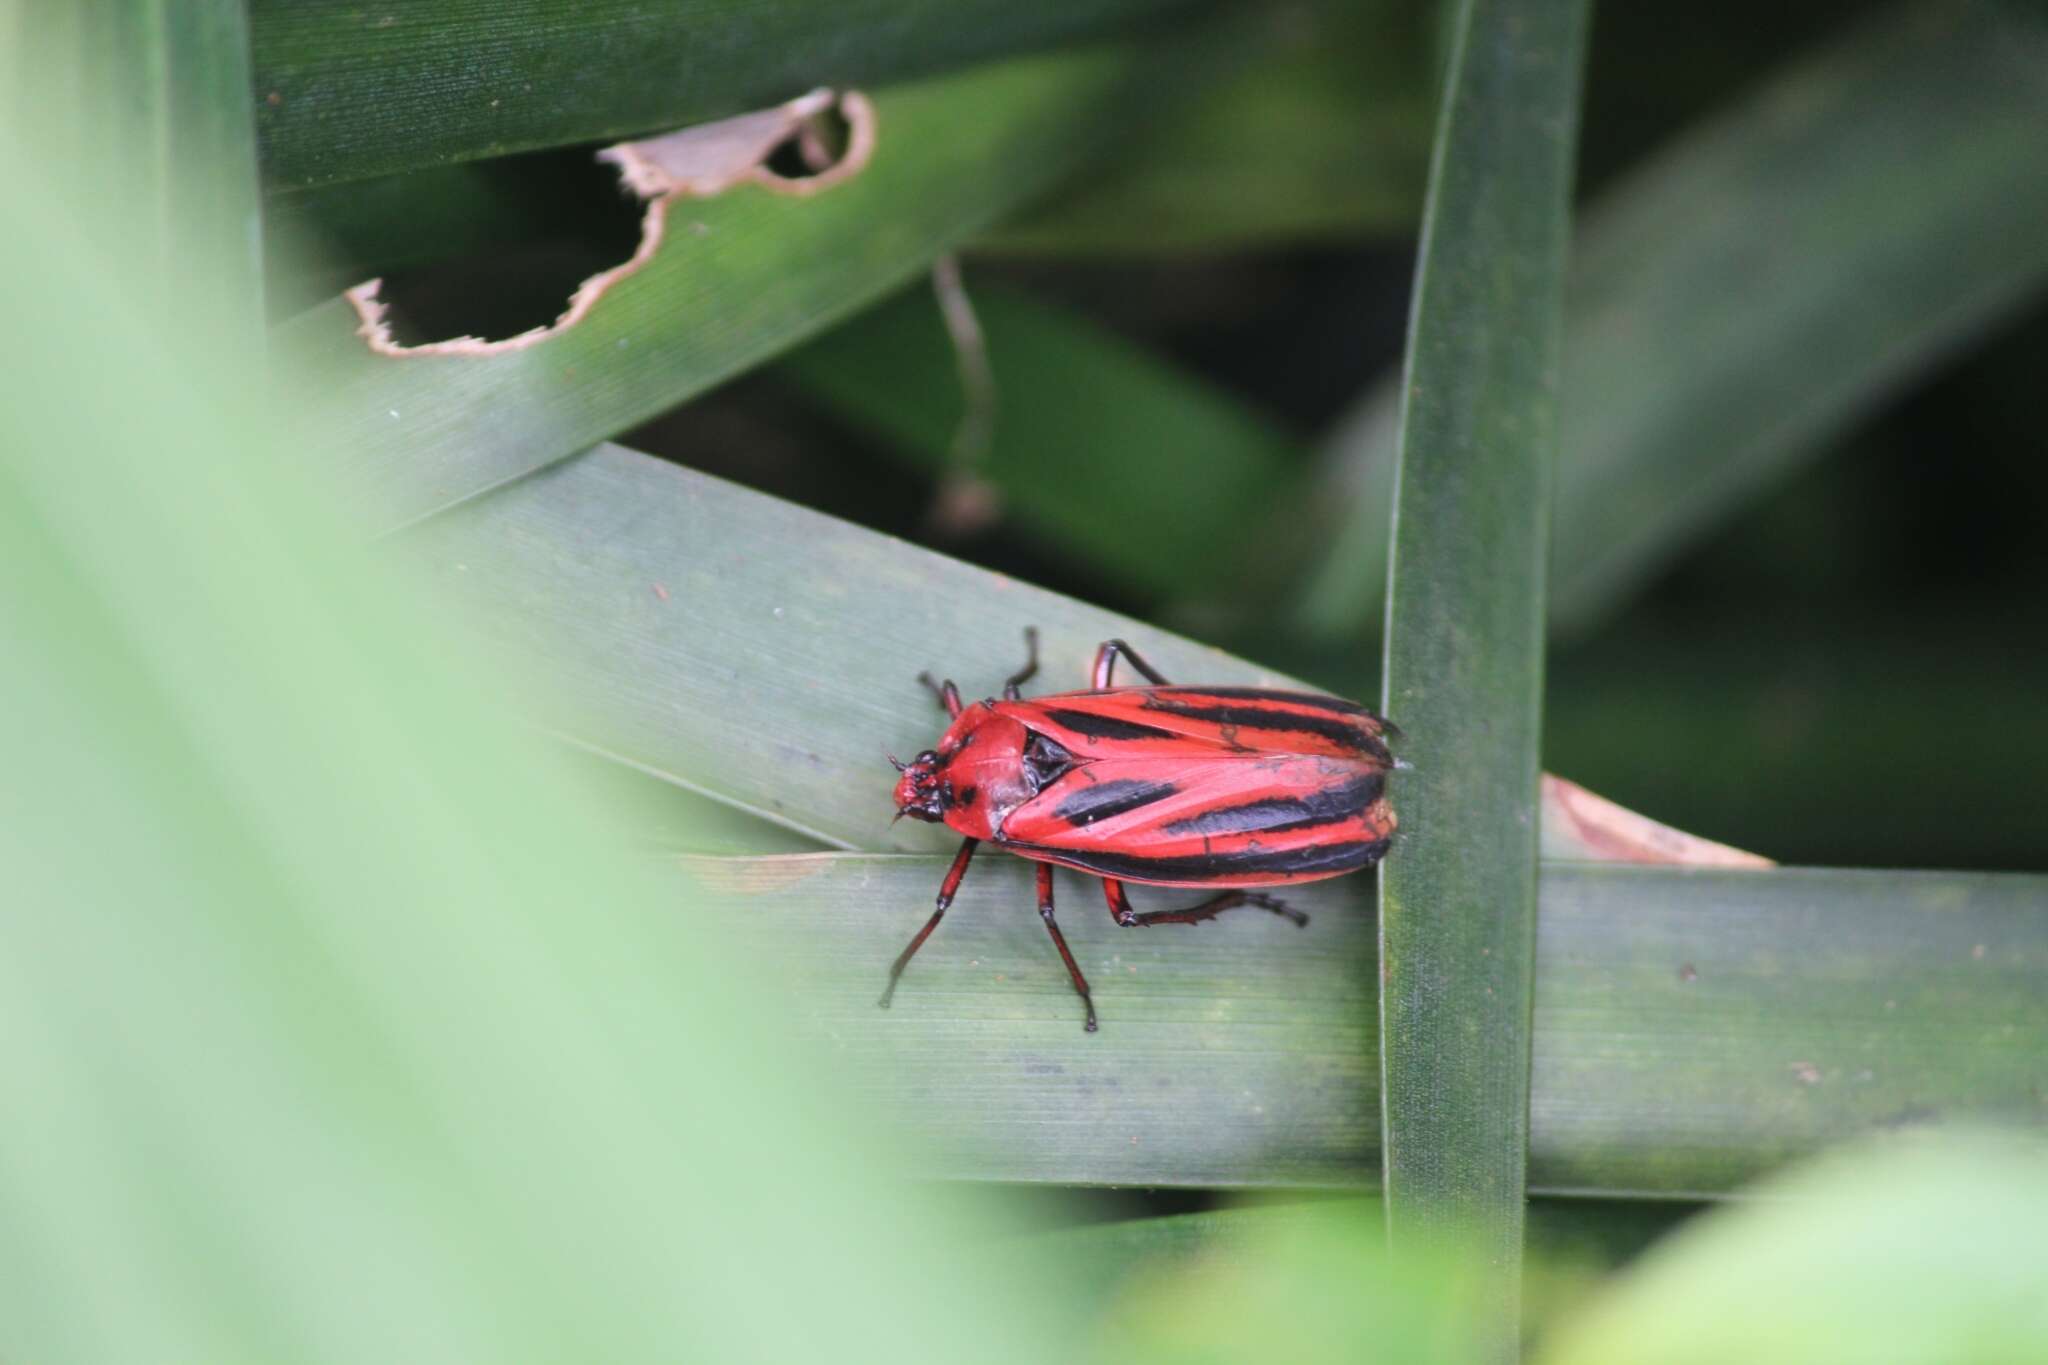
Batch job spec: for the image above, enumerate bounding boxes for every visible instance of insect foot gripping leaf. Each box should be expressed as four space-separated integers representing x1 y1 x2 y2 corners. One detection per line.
881 629 1397 1032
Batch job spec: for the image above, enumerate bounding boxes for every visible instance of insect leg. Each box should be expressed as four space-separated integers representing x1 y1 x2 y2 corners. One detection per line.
1036 862 1097 1032
1090 638 1172 689
1104 877 1308 929
917 671 964 717
878 837 979 1009
1102 877 1141 927
1002 626 1041 700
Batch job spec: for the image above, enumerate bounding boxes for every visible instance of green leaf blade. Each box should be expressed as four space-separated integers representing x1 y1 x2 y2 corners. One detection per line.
0 122 1066 1365
397 445 2040 1199
1549 0 2048 630
401 443 1311 853
1291 0 2048 640
9 0 265 334
250 0 1212 189
693 855 2048 1192
402 443 1755 865
1374 0 1588 1323
1537 1136 2048 1364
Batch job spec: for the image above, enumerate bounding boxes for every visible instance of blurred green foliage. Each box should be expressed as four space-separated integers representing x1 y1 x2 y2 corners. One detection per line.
1 102 1064 1365
8 0 2046 1357
1538 1134 2048 1364
1018 1137 2048 1362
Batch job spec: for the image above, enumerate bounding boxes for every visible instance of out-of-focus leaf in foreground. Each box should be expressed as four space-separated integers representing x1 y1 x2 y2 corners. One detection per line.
0 128 1048 1364
1538 1135 2048 1365
1083 1204 1486 1365
5 0 265 331
996 1137 2048 1364
1009 1196 1690 1361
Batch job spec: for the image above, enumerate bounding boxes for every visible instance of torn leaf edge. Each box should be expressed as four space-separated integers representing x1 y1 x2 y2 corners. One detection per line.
345 88 877 358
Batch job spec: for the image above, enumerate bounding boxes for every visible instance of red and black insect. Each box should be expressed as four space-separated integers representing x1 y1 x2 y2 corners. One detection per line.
883 630 1398 1030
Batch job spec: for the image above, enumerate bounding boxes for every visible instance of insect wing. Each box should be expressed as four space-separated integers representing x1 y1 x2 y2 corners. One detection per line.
999 751 1396 888
1000 686 1393 764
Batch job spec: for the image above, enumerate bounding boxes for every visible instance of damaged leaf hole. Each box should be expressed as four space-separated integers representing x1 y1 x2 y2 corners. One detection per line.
764 100 855 181
366 146 646 348
350 90 874 354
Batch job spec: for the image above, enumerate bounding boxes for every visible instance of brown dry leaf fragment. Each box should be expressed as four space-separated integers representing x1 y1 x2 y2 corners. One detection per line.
601 88 873 199
922 253 1004 538
926 473 1005 539
346 89 876 358
1540 774 1773 868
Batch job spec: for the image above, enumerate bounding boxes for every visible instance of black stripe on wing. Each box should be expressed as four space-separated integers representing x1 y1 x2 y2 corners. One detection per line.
1160 771 1384 838
1139 696 1389 757
1051 778 1181 827
1039 707 1184 742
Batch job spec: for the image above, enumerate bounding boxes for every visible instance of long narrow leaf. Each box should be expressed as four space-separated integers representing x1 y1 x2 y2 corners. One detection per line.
8 0 264 333
1374 0 1585 1325
250 0 1213 188
402 442 1754 866
1291 0 2048 638
693 853 2048 1194
401 444 1306 853
1 123 1063 1365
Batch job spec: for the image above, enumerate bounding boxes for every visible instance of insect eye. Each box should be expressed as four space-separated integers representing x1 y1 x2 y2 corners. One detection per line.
916 750 938 766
